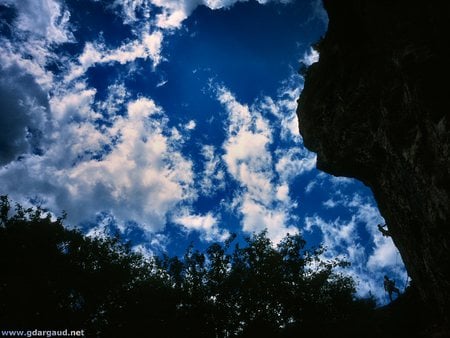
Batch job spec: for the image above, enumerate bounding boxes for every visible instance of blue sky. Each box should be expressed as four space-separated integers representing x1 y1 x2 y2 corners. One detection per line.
0 0 405 302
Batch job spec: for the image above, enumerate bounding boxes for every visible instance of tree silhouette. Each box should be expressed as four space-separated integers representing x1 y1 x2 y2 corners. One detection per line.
0 196 378 337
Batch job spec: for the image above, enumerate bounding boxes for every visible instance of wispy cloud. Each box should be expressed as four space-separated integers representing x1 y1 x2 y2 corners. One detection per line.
304 191 406 302
65 30 164 82
199 145 226 196
275 148 316 182
173 209 229 242
111 0 293 30
217 85 302 243
2 0 73 44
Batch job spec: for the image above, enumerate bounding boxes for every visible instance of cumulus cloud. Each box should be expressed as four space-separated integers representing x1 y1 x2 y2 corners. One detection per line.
219 88 272 182
0 92 196 233
50 85 99 123
0 0 205 240
63 97 195 230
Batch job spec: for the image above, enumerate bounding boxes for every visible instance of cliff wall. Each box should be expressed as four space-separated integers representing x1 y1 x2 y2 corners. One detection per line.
297 0 450 322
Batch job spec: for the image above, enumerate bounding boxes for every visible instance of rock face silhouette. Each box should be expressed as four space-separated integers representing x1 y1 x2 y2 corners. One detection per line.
297 0 450 322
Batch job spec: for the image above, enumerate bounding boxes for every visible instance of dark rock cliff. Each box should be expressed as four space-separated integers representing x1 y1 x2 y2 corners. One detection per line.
297 0 450 325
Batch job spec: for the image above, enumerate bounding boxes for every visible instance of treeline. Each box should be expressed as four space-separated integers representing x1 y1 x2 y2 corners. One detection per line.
0 196 377 337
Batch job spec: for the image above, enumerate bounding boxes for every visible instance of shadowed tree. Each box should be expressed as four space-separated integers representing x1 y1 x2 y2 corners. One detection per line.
0 196 174 335
1 196 381 337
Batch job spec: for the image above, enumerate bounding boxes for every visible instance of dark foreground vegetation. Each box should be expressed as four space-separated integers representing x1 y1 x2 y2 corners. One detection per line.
0 196 434 337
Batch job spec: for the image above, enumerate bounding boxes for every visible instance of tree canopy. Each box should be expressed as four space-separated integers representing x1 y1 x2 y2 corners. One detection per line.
0 196 377 337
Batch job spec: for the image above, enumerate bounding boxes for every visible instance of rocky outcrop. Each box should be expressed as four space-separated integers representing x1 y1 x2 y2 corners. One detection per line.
297 0 450 324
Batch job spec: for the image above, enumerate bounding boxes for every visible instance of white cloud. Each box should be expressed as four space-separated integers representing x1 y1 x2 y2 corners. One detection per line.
112 0 153 24
322 199 337 209
97 82 129 116
65 31 164 82
185 120 197 130
199 145 226 196
105 31 164 66
50 86 100 123
304 179 317 193
173 209 229 242
56 0 295 87
329 175 354 186
304 172 353 195
156 79 168 87
219 87 272 178
304 191 407 303
305 215 357 252
0 41 53 89
275 148 316 182
217 86 299 243
132 233 170 257
300 47 319 66
367 240 400 270
0 93 196 233
276 184 289 202
63 97 195 229
219 87 273 204
3 0 73 44
146 0 292 29
0 0 74 90
256 71 308 146
240 196 298 244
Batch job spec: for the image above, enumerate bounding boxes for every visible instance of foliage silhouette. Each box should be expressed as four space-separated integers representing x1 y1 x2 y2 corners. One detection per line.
1 196 381 337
